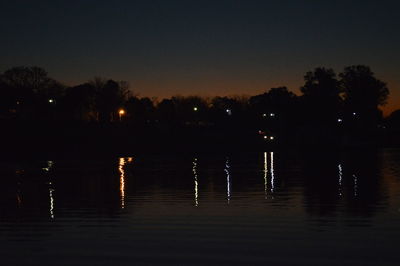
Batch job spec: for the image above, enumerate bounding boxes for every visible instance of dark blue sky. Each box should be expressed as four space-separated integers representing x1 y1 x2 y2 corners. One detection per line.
1 0 399 113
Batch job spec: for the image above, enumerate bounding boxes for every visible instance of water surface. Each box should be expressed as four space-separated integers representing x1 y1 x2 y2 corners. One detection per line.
1 150 400 265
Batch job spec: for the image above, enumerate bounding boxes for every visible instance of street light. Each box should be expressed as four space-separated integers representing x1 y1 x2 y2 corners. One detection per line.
193 107 198 112
119 109 125 121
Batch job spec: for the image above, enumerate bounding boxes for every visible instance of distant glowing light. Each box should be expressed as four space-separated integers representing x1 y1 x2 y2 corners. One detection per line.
49 99 54 103
264 136 268 139
270 113 275 117
338 118 343 123
226 109 232 116
42 161 54 172
193 107 198 111
262 113 267 117
353 112 357 116
270 136 274 140
119 109 126 121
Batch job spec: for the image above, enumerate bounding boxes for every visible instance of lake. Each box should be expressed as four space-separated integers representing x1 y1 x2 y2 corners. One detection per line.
1 149 400 265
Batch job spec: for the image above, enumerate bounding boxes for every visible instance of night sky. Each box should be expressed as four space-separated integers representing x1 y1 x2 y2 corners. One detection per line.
1 0 399 114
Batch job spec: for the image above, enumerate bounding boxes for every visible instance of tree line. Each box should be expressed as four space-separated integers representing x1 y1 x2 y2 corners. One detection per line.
0 65 397 140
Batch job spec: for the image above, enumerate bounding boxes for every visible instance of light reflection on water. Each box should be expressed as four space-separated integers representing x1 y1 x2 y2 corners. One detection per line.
0 150 400 265
118 157 133 209
193 158 199 206
338 164 343 197
225 157 231 203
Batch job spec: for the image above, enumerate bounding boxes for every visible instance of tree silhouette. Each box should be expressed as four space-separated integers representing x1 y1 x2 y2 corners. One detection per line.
0 66 63 119
300 67 341 125
90 78 130 122
125 96 155 124
340 65 389 127
170 96 209 125
61 83 96 121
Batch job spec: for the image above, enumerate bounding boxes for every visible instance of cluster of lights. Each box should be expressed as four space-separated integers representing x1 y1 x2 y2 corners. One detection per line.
337 113 358 123
263 136 274 140
262 113 275 118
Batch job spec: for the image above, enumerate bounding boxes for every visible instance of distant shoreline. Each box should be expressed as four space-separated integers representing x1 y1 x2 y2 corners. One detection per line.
2 120 398 159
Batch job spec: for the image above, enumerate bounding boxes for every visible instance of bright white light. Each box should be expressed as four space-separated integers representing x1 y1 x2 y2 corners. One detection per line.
270 136 274 140
353 112 357 116
193 107 198 111
270 113 275 117
338 118 343 123
49 99 54 103
262 113 267 117
264 136 268 139
226 109 232 115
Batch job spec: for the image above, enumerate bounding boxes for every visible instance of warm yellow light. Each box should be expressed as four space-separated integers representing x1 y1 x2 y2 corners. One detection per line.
119 109 125 115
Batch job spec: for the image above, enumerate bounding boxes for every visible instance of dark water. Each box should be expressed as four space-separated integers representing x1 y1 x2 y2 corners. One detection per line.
1 149 400 265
